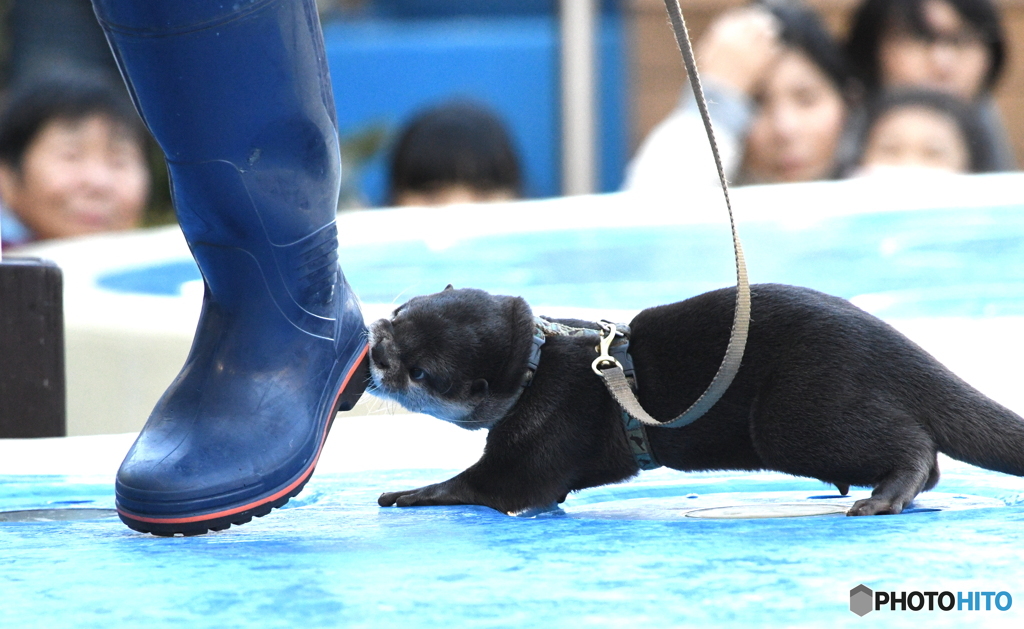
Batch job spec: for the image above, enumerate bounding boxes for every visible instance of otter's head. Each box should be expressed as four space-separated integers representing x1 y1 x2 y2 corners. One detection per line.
367 286 535 430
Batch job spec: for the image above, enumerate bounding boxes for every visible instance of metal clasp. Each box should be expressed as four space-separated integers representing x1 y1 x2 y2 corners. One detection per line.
592 320 623 376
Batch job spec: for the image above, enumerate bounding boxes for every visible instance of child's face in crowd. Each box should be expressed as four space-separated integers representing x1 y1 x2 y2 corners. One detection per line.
859 106 970 173
0 114 149 240
878 0 991 100
743 49 847 183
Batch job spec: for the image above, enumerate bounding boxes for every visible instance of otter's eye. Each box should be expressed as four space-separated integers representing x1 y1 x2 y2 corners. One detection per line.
409 367 426 381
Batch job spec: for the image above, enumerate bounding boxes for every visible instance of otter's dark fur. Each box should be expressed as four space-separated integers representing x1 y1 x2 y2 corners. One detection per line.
368 284 1024 516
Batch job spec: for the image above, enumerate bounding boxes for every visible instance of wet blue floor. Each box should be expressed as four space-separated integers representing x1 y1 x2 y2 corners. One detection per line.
3 463 1024 627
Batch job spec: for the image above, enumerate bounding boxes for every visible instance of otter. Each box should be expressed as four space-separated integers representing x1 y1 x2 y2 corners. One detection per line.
368 284 1024 516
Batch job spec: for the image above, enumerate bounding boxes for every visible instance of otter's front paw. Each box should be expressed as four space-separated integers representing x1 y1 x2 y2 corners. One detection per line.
378 483 465 507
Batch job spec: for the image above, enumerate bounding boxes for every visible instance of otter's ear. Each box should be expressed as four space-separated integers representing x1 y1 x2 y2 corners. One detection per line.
470 379 489 398
444 284 454 291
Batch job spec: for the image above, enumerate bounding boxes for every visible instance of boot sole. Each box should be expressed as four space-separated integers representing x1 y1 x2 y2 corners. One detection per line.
117 344 369 536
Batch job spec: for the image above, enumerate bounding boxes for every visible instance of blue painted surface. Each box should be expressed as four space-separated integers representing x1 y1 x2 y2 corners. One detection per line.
322 5 627 203
97 205 1024 318
3 465 1024 627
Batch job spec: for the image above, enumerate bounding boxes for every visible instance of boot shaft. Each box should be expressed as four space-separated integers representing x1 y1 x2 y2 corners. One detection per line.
92 0 341 246
93 0 347 335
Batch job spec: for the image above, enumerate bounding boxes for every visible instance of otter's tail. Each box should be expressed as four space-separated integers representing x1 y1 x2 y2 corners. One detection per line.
925 384 1024 476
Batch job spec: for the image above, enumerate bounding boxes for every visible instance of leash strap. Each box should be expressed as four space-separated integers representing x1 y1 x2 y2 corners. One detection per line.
596 1 751 429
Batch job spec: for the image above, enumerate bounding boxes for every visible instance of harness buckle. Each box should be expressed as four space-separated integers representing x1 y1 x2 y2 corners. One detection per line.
592 320 623 376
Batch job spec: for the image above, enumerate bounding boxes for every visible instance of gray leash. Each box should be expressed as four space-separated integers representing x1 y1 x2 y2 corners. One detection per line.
594 0 751 429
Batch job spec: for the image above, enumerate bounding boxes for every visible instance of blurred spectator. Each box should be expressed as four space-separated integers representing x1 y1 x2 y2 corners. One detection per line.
387 101 522 207
849 88 996 177
845 0 1015 169
625 2 857 193
0 74 150 249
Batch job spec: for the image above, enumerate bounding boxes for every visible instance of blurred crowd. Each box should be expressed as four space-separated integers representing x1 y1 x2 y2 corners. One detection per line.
626 0 1013 193
0 0 1018 251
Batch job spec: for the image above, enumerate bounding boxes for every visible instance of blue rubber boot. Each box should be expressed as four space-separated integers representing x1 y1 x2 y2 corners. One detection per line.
93 0 369 535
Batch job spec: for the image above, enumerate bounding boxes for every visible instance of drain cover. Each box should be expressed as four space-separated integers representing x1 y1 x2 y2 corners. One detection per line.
684 504 849 519
0 508 118 522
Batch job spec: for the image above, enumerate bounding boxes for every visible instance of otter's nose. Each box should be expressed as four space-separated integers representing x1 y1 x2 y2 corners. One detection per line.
369 318 395 369
370 340 390 370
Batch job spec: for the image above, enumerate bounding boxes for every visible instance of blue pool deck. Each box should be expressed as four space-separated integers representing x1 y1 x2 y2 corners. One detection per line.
4 174 1024 627
3 433 1024 628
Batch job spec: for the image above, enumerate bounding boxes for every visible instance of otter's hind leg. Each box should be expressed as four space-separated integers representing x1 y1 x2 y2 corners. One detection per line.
848 452 938 516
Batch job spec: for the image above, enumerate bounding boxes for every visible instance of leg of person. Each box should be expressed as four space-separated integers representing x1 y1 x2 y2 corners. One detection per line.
92 0 369 535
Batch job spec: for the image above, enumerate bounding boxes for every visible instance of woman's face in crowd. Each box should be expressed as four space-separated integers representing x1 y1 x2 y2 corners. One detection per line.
860 105 970 173
0 114 149 241
743 49 847 183
878 0 991 100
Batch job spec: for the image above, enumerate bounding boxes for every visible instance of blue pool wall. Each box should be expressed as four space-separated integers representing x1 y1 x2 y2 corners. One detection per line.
95 203 1024 320
322 0 627 204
